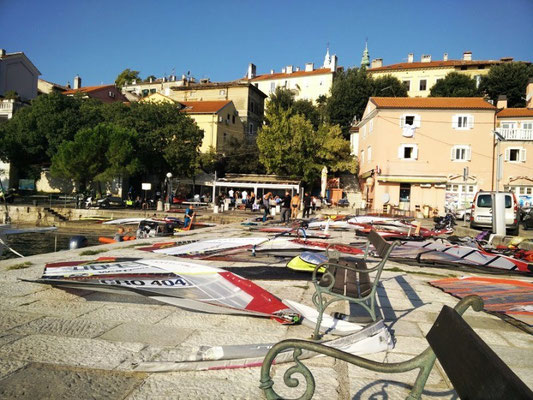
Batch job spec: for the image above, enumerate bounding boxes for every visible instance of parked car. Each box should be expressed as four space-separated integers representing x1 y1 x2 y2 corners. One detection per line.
522 208 533 230
97 196 124 209
470 191 519 235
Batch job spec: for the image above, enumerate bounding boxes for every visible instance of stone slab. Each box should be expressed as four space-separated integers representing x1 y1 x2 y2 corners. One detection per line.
99 323 194 347
0 335 145 370
82 304 173 325
9 316 120 339
0 362 146 400
0 310 42 331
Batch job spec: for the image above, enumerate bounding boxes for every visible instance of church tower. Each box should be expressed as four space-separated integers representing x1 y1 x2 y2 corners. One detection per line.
360 40 370 68
323 46 331 69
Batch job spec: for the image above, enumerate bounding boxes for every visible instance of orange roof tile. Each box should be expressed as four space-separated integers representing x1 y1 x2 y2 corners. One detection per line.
180 100 232 114
249 68 334 82
371 97 496 110
63 84 115 95
497 108 533 118
369 59 502 72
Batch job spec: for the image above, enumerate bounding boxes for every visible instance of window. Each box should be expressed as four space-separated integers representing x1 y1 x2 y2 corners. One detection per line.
362 125 367 138
249 122 254 135
360 150 365 163
453 114 474 129
367 146 372 161
398 144 418 160
403 80 410 91
254 83 258 88
369 119 374 132
270 82 276 93
250 101 255 112
419 79 427 91
522 122 533 130
501 121 516 130
400 114 420 128
223 132 227 142
219 89 226 96
451 145 471 161
505 147 526 162
149 89 156 94
232 115 235 124
460 66 467 71
477 65 485 69
108 91 116 98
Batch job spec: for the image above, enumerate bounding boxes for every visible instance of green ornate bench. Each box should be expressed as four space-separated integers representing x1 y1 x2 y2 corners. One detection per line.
311 230 399 339
260 295 533 399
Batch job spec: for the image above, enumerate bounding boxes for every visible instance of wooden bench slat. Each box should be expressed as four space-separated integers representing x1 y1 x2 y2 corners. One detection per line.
426 305 533 400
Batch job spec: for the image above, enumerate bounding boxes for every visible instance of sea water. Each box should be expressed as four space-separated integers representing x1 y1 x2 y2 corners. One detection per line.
1 231 101 261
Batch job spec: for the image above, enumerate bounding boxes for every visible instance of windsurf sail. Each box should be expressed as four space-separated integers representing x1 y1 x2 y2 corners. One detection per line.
25 258 301 324
133 319 392 372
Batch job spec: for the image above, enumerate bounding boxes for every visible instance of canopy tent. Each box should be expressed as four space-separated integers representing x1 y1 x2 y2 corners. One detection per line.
212 174 302 201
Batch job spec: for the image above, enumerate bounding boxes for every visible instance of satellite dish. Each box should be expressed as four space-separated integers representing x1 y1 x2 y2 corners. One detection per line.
382 193 390 204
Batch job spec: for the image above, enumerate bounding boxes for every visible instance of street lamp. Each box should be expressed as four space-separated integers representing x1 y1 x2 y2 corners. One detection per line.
166 172 173 208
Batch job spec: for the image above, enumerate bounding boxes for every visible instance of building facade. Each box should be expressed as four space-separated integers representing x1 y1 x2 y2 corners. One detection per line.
355 97 498 215
62 84 127 103
142 93 244 153
245 49 340 104
495 101 533 207
367 51 510 97
168 81 266 136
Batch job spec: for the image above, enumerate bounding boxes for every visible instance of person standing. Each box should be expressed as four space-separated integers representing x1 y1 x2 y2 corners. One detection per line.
281 191 291 223
291 193 300 220
303 192 312 218
262 192 272 222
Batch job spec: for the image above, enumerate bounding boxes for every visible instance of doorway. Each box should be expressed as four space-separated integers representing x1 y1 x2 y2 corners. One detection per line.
399 183 411 210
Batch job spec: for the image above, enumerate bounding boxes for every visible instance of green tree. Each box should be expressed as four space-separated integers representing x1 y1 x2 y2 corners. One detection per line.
326 67 373 137
371 75 409 97
223 138 263 174
266 87 294 116
0 93 92 177
429 72 480 97
144 75 157 82
293 99 321 129
479 63 533 107
115 68 141 88
257 110 354 185
51 123 140 192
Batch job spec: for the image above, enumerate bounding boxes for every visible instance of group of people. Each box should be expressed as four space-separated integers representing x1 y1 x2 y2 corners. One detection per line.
262 191 316 223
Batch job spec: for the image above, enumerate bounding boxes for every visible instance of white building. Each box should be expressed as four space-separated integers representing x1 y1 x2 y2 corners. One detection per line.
244 49 340 104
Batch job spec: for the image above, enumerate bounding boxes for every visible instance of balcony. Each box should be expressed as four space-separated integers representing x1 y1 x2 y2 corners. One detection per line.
497 128 533 141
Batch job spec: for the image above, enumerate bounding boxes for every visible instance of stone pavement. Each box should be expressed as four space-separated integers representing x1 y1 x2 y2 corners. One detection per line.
0 223 531 399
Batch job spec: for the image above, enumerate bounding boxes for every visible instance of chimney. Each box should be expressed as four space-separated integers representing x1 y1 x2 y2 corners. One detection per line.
371 58 383 69
500 57 514 62
281 67 286 73
330 55 338 72
526 78 533 109
295 66 300 72
149 77 153 83
407 53 414 63
496 95 507 109
270 69 274 74
247 63 256 79
463 51 472 61
421 54 431 63
73 75 82 89
443 53 448 61
132 79 136 85
305 62 314 72
286 65 293 74
0 49 5 57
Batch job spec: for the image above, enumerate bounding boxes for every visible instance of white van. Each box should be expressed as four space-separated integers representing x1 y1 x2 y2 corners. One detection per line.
470 191 519 235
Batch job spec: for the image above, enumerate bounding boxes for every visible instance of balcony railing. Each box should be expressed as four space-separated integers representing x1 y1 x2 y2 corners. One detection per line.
497 128 533 141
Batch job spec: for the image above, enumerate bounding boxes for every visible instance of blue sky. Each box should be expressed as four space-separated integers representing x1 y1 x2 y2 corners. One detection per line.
1 0 532 86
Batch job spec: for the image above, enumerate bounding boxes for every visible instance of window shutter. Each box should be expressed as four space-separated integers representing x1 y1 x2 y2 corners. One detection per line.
400 115 405 127
468 114 474 129
452 115 458 129
398 145 404 159
414 114 421 128
505 148 510 161
520 148 527 162
467 147 471 161
451 146 456 160
413 145 419 160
